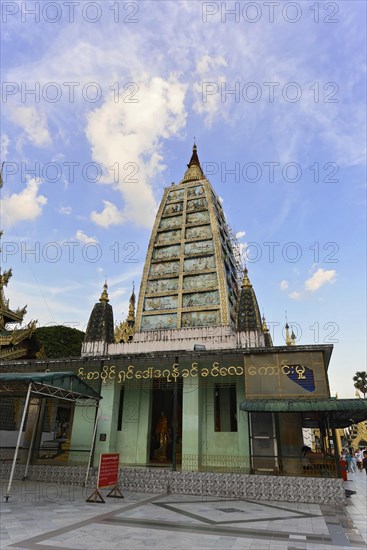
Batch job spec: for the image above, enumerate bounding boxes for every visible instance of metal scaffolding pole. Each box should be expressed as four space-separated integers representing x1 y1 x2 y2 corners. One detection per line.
84 401 100 488
5 382 32 502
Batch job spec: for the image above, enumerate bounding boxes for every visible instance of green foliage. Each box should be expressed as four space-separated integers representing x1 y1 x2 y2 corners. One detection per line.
35 325 85 358
353 371 367 398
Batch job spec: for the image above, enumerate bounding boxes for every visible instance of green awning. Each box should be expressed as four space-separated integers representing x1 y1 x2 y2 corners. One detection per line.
240 398 367 428
0 372 101 401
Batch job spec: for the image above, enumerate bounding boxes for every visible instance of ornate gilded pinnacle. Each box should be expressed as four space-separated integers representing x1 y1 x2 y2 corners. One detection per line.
241 266 252 287
182 143 205 183
99 282 109 303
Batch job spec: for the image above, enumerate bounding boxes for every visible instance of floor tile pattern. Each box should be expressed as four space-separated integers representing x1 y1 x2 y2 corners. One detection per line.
1 472 366 550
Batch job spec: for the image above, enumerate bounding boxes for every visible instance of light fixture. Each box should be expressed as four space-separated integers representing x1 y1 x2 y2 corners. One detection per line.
193 345 206 351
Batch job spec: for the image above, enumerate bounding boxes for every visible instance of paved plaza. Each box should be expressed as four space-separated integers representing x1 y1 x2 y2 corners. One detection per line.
1 472 366 550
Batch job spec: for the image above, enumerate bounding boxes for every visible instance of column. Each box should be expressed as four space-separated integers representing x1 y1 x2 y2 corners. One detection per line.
182 376 201 471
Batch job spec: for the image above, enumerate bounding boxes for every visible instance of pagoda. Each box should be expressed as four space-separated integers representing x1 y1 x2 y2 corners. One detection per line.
83 144 271 355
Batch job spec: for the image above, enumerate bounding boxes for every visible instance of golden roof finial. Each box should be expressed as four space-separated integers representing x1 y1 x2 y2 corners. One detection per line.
291 329 296 346
127 283 136 321
241 266 252 287
285 311 291 346
262 314 269 333
99 280 109 303
181 142 205 183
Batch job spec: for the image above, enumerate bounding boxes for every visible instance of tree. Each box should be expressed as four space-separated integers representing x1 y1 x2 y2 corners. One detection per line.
35 326 85 358
353 371 367 398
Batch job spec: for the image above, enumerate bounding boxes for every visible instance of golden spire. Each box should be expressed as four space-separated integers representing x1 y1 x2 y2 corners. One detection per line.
114 283 136 343
262 315 269 333
285 322 291 346
182 142 205 183
127 282 136 322
99 281 109 303
291 329 296 346
241 266 252 287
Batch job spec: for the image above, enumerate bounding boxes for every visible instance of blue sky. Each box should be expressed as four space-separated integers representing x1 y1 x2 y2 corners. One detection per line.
1 1 366 397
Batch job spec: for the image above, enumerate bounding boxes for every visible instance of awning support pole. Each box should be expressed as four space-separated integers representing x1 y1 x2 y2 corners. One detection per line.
5 382 32 502
23 398 41 479
331 425 342 478
84 401 100 488
172 356 178 472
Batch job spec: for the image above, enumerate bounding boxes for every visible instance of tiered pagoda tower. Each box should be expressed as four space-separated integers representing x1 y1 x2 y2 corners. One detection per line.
136 144 238 332
83 144 272 355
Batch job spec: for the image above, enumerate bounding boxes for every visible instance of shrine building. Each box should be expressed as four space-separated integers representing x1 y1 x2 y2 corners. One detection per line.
2 145 367 504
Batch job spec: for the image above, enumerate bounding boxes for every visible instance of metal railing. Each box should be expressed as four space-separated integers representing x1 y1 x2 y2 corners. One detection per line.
250 455 338 478
0 448 339 477
0 447 90 466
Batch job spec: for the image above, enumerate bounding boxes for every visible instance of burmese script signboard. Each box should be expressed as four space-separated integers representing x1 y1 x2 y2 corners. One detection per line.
244 351 329 399
97 453 120 488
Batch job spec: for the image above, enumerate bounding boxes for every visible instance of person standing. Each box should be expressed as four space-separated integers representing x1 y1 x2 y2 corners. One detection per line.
350 450 357 473
356 449 364 472
346 450 352 473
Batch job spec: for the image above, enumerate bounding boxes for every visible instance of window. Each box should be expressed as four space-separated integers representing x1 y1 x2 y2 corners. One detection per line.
117 387 125 431
214 384 237 432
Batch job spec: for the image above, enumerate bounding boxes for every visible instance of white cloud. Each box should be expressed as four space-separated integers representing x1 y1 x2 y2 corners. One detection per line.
1 134 10 160
305 268 337 292
75 230 98 244
59 206 72 215
86 75 187 229
235 231 246 240
8 106 51 147
280 280 289 290
91 200 124 228
289 291 302 301
193 55 228 127
2 178 47 227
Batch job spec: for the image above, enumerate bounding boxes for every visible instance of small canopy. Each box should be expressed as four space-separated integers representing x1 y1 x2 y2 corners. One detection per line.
0 372 101 401
240 398 367 428
2 372 101 501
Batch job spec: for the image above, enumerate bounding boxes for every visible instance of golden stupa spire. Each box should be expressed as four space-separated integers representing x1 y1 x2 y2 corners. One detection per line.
285 312 291 346
290 329 296 346
127 282 136 322
114 282 136 343
99 280 109 303
241 266 252 287
182 142 205 183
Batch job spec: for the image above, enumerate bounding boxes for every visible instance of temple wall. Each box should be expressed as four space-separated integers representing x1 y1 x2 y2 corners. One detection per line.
0 464 346 505
82 327 267 356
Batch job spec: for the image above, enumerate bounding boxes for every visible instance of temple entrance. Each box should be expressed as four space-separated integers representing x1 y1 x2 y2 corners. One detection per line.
149 379 182 464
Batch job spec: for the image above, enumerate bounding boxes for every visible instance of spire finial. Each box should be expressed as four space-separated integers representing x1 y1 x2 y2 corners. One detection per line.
285 312 291 346
181 141 205 182
99 281 109 303
241 265 251 287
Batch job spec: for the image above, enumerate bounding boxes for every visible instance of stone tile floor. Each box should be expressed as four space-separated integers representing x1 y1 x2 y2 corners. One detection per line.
0 471 366 550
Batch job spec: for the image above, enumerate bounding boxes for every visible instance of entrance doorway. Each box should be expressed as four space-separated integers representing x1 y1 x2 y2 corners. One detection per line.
149 379 182 464
249 412 279 473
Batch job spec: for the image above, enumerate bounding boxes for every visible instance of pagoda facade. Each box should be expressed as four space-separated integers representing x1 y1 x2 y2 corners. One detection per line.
82 145 271 356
